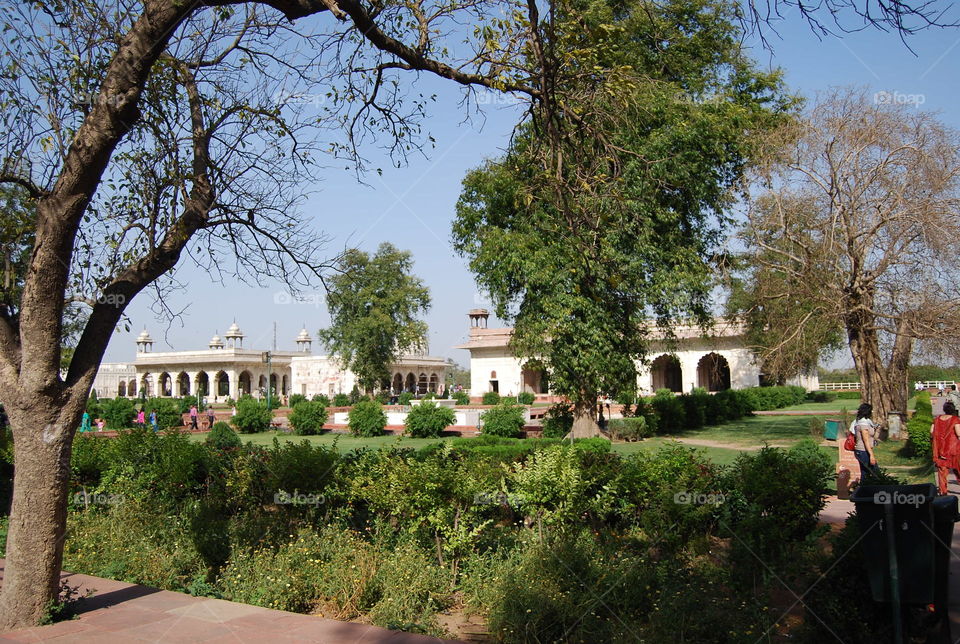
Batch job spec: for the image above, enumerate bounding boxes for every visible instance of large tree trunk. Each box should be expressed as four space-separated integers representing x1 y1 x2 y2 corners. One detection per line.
0 395 82 630
846 300 913 428
569 406 604 439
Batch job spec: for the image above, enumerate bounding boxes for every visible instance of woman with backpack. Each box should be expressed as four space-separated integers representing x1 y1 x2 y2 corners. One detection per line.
852 403 879 484
931 400 960 495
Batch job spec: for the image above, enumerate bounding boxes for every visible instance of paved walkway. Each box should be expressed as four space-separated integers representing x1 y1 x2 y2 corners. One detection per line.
0 560 460 643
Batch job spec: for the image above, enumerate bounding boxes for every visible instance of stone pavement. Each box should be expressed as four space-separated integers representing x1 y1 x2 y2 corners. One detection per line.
0 560 460 644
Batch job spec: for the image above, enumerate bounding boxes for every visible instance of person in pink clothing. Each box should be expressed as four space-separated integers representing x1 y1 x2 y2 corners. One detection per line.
136 409 145 428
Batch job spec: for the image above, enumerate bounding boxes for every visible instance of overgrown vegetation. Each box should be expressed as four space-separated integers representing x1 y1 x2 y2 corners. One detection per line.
348 399 387 437
6 427 848 640
404 401 456 438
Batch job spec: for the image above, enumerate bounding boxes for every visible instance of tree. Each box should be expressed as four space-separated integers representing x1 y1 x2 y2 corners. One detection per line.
730 87 960 422
444 358 470 389
0 0 537 627
318 243 430 392
453 0 792 436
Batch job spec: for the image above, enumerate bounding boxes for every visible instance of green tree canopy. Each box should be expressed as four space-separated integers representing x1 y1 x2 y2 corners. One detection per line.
318 243 430 392
452 0 793 430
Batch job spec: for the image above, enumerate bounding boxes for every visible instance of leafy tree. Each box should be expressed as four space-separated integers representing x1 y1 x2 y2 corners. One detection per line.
453 0 792 436
730 88 960 422
318 244 430 393
480 402 526 438
144 398 183 430
102 397 136 430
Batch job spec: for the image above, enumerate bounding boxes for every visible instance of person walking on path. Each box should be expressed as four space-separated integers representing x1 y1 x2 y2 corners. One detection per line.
947 385 960 413
853 403 879 484
80 411 91 433
189 405 199 430
149 410 158 432
136 409 145 429
932 401 960 495
207 407 216 430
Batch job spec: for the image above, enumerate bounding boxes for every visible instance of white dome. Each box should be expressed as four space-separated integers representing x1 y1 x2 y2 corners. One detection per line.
209 333 224 348
296 327 311 342
225 321 243 338
136 329 153 343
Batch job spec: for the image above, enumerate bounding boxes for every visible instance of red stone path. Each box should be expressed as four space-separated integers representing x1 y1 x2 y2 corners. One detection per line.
0 560 461 643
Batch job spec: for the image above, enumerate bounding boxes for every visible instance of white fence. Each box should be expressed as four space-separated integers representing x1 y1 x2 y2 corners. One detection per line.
820 381 956 391
818 382 860 391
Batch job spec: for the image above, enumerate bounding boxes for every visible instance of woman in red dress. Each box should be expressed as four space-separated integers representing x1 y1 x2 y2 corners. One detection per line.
931 401 960 495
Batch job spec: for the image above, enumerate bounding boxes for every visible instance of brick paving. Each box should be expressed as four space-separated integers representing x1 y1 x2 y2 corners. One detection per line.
0 560 460 643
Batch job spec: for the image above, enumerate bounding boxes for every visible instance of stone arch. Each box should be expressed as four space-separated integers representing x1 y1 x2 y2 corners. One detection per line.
650 354 683 393
521 360 548 394
392 373 403 393
429 373 440 393
128 380 137 397
177 372 190 396
404 372 416 393
697 353 731 392
281 374 288 395
215 371 230 397
196 371 209 397
158 372 172 397
417 372 428 394
239 370 252 396
118 381 127 397
139 373 153 397
269 373 278 395
258 374 267 392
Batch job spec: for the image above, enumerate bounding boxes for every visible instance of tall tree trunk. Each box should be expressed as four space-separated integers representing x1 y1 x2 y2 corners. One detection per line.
569 398 604 439
0 395 82 629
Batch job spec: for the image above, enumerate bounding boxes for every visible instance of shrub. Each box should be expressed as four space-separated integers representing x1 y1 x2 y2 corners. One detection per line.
607 417 652 441
311 394 330 405
332 393 350 407
288 401 329 435
102 397 136 429
179 395 198 414
500 395 517 404
517 392 535 405
481 391 501 405
681 388 709 429
405 401 456 438
86 396 104 421
233 398 272 434
480 402 525 438
349 386 363 404
541 403 574 438
288 393 308 408
348 399 387 437
452 391 470 405
649 389 685 434
206 422 241 449
904 391 933 458
144 397 182 430
398 391 414 406
807 390 837 403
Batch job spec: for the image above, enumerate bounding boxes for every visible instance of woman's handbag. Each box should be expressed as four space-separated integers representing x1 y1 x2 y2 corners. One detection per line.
844 422 857 451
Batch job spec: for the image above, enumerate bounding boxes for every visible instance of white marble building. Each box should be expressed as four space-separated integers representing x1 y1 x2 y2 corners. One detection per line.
91 322 448 402
455 309 818 396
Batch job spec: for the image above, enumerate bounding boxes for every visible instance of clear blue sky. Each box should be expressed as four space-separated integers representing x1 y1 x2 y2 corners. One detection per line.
103 12 960 370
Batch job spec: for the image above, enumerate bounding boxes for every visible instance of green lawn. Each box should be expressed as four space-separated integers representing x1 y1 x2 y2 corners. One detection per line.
778 399 861 412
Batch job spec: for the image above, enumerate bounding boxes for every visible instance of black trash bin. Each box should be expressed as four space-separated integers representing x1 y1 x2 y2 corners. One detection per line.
852 484 959 641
